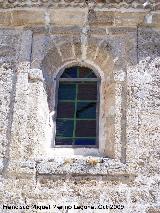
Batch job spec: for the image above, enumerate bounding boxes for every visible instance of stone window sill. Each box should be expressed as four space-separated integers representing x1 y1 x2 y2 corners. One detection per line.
36 156 129 177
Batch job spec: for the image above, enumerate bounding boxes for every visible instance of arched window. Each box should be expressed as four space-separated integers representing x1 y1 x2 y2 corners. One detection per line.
55 66 99 147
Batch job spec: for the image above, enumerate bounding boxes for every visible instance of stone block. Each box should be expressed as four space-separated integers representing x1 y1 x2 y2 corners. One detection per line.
10 10 45 27
73 37 82 59
37 157 127 176
49 8 87 27
138 28 160 60
89 11 114 26
28 69 44 82
59 42 75 61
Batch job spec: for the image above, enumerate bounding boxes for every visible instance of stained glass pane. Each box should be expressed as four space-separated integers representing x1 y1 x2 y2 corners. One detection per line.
58 83 76 100
56 66 98 146
76 102 96 119
57 102 75 118
75 138 96 146
77 83 97 100
61 67 77 78
75 120 96 137
56 120 74 137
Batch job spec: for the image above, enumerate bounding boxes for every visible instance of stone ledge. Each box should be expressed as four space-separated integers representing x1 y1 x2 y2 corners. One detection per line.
0 0 159 10
4 158 134 179
36 157 130 176
1 9 160 28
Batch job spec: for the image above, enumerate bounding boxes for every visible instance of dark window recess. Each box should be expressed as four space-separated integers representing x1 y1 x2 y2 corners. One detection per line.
55 66 99 147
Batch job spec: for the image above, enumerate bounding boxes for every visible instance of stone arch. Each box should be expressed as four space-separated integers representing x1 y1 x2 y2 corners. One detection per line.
40 37 115 106
40 37 115 78
39 38 121 158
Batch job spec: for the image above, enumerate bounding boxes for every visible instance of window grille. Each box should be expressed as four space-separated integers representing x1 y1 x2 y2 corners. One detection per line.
55 66 99 147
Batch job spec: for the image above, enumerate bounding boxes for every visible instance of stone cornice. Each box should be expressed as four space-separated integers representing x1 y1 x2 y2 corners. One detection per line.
0 0 159 10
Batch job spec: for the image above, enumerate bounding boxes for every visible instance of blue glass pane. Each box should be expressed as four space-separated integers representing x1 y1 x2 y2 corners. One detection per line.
58 83 76 100
75 139 96 146
61 67 77 78
76 102 96 119
57 102 75 118
55 138 73 145
56 120 74 137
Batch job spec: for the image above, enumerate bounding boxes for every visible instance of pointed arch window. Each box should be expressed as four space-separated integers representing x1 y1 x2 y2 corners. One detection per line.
55 66 99 147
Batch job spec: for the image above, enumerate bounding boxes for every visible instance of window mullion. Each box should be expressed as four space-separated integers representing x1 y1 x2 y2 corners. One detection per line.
73 83 78 145
77 67 79 78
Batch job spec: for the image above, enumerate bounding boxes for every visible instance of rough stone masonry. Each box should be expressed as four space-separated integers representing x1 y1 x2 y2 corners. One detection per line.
0 0 160 212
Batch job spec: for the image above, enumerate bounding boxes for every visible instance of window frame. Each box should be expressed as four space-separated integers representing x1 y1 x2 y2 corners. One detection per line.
53 66 100 148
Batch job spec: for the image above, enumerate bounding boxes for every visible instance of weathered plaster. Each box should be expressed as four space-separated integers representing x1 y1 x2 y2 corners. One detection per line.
0 2 160 213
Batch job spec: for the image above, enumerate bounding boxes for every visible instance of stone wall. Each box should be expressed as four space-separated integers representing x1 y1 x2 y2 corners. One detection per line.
0 2 160 213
